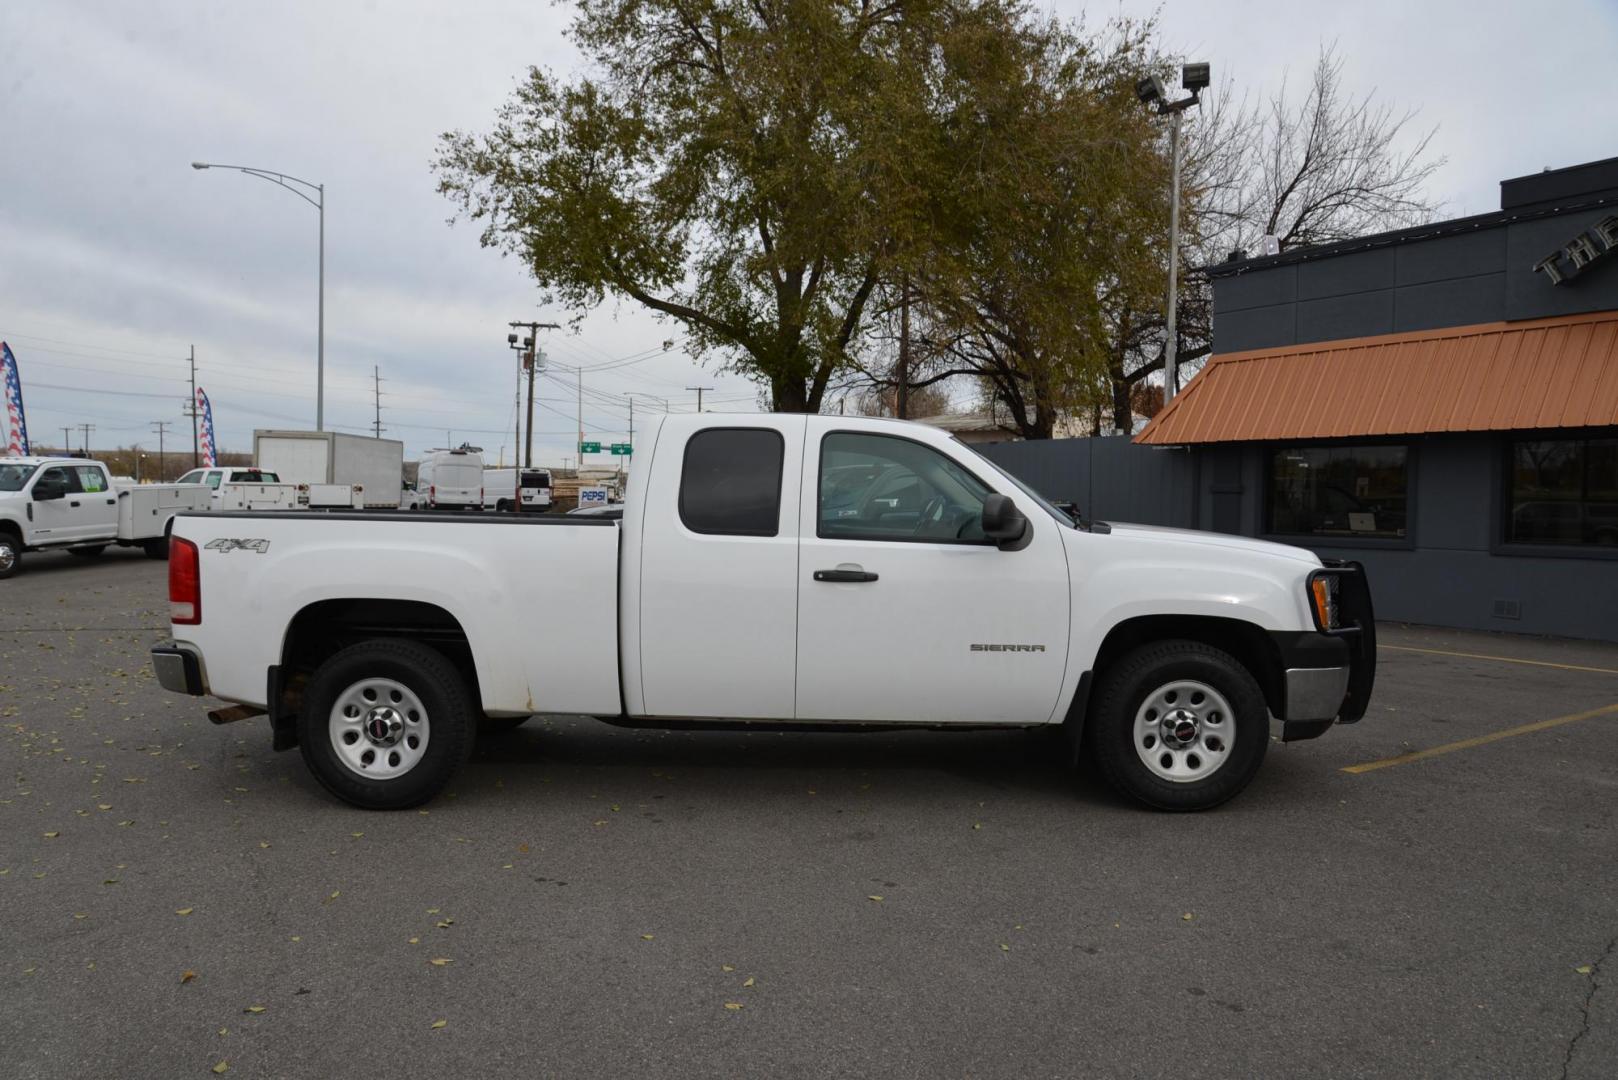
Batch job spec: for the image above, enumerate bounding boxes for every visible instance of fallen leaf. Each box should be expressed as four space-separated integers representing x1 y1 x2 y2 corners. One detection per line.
218 1028 228 1036
243 1005 266 1014
429 958 453 966
742 976 755 988
213 1062 229 1075
517 843 529 854
118 820 134 827
97 804 112 811
325 891 340 903
181 970 197 984
43 831 59 839
724 1002 744 1010
867 895 884 902
999 943 1010 952
1576 964 1594 974
436 919 454 929
1181 913 1194 922
426 907 440 915
593 820 608 826
175 908 194 916
408 937 420 945
350 832 363 839
721 965 735 972
641 934 654 941
73 913 88 920
430 1019 447 1030
259 842 271 849
290 936 301 942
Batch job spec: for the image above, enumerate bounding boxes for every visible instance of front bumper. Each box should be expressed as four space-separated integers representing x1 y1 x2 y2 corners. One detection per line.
1271 560 1377 741
151 644 206 696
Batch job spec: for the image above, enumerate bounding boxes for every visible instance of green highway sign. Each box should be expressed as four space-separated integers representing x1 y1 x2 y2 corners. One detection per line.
579 441 601 454
610 443 633 456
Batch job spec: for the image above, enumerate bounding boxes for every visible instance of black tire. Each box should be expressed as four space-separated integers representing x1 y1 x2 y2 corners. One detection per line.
68 545 107 558
479 715 531 735
143 537 170 560
1089 639 1269 812
298 639 476 810
0 534 20 579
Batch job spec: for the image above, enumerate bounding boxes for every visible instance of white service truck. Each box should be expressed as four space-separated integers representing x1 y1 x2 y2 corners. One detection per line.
150 414 1375 812
176 466 300 511
254 430 405 510
0 458 211 577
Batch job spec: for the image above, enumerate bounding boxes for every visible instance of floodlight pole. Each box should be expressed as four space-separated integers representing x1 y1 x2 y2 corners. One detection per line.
1165 108 1184 402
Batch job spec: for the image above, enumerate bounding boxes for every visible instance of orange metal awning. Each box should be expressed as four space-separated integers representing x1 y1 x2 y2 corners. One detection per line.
1135 312 1618 445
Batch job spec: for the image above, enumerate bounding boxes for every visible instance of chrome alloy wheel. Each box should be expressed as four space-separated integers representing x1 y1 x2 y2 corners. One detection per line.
1133 679 1234 783
0 540 15 574
328 677 430 780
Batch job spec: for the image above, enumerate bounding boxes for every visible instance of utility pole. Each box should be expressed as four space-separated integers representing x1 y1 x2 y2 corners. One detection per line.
686 385 713 413
896 273 911 419
189 345 198 466
61 426 73 454
79 423 95 457
525 349 542 468
151 421 171 481
507 320 560 468
372 365 385 437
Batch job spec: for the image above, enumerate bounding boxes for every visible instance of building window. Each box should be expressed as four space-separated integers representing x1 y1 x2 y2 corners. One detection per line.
678 428 784 536
1507 437 1618 546
1268 445 1409 539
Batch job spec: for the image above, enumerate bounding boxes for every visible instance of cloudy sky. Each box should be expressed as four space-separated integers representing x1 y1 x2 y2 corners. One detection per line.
2 0 1616 464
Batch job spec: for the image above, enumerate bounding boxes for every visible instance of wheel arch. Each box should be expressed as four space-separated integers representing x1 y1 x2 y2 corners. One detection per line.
272 598 482 751
1064 614 1285 762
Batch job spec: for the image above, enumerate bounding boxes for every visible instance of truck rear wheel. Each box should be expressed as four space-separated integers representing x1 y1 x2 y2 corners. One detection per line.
1089 640 1269 812
298 639 476 810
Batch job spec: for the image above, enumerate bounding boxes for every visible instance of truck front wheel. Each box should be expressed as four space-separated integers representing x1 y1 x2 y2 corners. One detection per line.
1089 640 1269 812
298 639 476 810
0 534 20 579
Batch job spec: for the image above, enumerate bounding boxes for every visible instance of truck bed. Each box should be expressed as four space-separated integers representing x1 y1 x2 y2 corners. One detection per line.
171 510 622 717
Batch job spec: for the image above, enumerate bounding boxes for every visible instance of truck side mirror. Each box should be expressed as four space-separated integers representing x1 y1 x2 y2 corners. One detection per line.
982 494 1030 549
33 480 66 502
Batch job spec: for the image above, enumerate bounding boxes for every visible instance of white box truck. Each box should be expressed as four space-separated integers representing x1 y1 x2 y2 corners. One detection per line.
253 430 405 510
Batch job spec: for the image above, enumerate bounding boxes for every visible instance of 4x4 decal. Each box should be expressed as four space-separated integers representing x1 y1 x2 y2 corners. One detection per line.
204 538 271 554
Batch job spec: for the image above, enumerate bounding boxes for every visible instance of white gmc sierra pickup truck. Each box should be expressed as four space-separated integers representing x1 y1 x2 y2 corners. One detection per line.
151 414 1374 812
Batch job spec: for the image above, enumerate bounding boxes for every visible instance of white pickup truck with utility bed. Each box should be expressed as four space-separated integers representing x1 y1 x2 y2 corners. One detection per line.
1 457 211 577
150 414 1374 811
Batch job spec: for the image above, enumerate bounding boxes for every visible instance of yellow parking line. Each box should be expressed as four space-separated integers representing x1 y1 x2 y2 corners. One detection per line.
1379 643 1618 676
1342 703 1618 774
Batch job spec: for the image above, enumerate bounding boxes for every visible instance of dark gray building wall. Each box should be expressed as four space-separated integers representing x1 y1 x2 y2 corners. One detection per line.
982 432 1618 642
1211 159 1618 352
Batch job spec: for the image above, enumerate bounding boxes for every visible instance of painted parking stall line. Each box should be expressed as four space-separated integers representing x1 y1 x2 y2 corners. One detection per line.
1379 644 1618 677
1342 702 1618 774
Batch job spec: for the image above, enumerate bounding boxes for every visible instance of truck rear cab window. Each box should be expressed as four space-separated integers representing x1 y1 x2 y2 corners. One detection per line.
678 428 784 536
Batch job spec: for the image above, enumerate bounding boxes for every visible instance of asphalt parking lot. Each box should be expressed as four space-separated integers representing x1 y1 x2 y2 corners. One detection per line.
3 547 1616 1079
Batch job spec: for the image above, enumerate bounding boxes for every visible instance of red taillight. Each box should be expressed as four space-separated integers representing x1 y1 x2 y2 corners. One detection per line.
170 536 201 625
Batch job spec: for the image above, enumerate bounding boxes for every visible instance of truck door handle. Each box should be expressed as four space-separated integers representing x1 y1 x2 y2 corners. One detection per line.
106 499 116 505
814 567 878 583
70 500 81 508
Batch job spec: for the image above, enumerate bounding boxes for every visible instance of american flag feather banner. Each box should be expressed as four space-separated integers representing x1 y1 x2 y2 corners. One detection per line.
196 387 217 467
2 342 29 456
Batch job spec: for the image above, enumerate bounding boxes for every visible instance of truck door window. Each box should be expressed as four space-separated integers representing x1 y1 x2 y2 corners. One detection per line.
74 466 108 493
37 466 83 495
205 472 223 489
818 432 991 543
678 428 784 536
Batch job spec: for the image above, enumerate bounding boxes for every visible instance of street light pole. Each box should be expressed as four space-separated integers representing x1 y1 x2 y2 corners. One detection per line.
192 161 325 429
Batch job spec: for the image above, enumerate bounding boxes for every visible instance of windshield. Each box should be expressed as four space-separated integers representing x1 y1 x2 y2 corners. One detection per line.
0 463 38 492
955 439 1077 528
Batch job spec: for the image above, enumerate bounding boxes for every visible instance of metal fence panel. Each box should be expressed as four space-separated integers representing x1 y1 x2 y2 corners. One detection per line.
977 436 1195 528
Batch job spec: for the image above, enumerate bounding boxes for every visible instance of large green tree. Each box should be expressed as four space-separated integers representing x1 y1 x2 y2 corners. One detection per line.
438 0 983 412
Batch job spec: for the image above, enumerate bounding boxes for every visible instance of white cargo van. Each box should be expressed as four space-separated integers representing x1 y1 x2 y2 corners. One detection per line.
416 447 484 510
